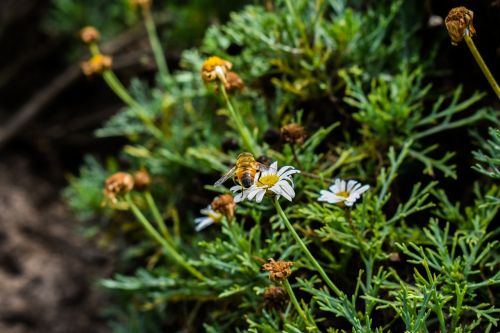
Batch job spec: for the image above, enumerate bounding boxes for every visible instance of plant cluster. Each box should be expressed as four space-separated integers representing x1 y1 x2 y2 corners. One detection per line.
64 0 499 331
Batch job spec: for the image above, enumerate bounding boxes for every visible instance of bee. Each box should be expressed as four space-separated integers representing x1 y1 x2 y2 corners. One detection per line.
215 152 271 188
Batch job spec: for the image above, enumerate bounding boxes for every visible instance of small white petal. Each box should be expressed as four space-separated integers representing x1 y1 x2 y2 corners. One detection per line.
195 217 214 231
255 189 266 203
346 180 358 192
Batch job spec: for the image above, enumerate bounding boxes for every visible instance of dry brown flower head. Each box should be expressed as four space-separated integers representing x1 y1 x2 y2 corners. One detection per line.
262 258 294 282
263 286 288 309
133 169 151 190
130 0 152 9
81 54 113 76
281 123 306 145
210 194 236 222
79 26 100 44
201 56 232 84
104 172 134 204
445 7 476 45
224 71 245 92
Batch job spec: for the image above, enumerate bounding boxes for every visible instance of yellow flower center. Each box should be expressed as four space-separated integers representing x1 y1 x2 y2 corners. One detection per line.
336 191 350 198
257 174 280 187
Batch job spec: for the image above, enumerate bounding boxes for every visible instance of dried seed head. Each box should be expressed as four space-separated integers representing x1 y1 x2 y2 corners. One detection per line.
104 172 134 204
210 194 236 222
133 169 151 191
81 54 113 76
445 7 476 45
281 123 306 145
263 286 288 309
130 0 152 9
262 258 294 282
224 71 245 92
201 56 232 84
79 26 100 44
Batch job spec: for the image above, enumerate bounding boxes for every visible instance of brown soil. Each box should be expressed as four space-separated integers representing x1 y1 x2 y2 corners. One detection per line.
0 156 112 333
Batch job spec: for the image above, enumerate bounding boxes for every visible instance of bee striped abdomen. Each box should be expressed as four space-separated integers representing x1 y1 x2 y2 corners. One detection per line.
236 153 257 188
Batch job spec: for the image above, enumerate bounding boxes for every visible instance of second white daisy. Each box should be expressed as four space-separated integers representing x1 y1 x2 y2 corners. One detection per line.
230 161 300 203
318 178 369 207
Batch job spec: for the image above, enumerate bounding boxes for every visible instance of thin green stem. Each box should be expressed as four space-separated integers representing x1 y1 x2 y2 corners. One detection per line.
464 34 500 100
88 44 164 140
283 279 316 330
144 191 173 244
218 82 260 156
143 7 169 78
125 194 206 281
274 198 343 298
101 70 164 140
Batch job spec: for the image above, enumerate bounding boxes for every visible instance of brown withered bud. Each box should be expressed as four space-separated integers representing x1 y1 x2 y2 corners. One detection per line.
262 258 294 282
104 172 134 204
263 286 288 309
81 54 112 76
79 26 100 44
130 0 152 9
445 7 476 45
224 71 245 92
133 169 151 191
281 123 306 145
210 194 236 222
201 56 232 84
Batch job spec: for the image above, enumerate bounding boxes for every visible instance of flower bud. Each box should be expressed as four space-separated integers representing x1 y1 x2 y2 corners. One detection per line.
130 0 152 10
133 169 151 191
281 123 305 145
263 286 288 309
81 54 113 76
201 56 232 84
103 172 134 204
79 26 100 44
445 6 475 45
262 258 293 282
210 194 236 222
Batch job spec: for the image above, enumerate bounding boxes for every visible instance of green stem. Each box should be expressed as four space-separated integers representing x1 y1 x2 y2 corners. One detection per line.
101 70 164 140
88 44 164 140
274 198 343 298
143 7 169 78
283 279 316 330
125 194 206 281
218 82 260 156
464 34 500 100
144 191 173 244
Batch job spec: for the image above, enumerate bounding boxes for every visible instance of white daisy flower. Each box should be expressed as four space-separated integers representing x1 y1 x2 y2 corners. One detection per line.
230 161 300 203
194 206 223 232
318 178 369 207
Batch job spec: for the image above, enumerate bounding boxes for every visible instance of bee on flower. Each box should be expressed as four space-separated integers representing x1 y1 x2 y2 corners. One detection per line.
194 194 236 231
318 178 369 207
201 56 233 85
230 161 300 203
81 54 112 76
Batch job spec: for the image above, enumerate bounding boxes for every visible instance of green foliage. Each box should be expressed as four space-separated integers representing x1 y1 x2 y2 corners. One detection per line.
63 0 500 331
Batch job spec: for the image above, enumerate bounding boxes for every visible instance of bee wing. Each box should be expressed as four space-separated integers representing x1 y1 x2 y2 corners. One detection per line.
256 162 275 173
214 166 237 186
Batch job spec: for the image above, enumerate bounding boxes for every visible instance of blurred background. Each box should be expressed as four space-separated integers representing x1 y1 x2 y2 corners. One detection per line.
0 0 498 332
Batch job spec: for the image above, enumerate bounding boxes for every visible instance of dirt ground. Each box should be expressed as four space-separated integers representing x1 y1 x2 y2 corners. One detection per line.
0 156 112 333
